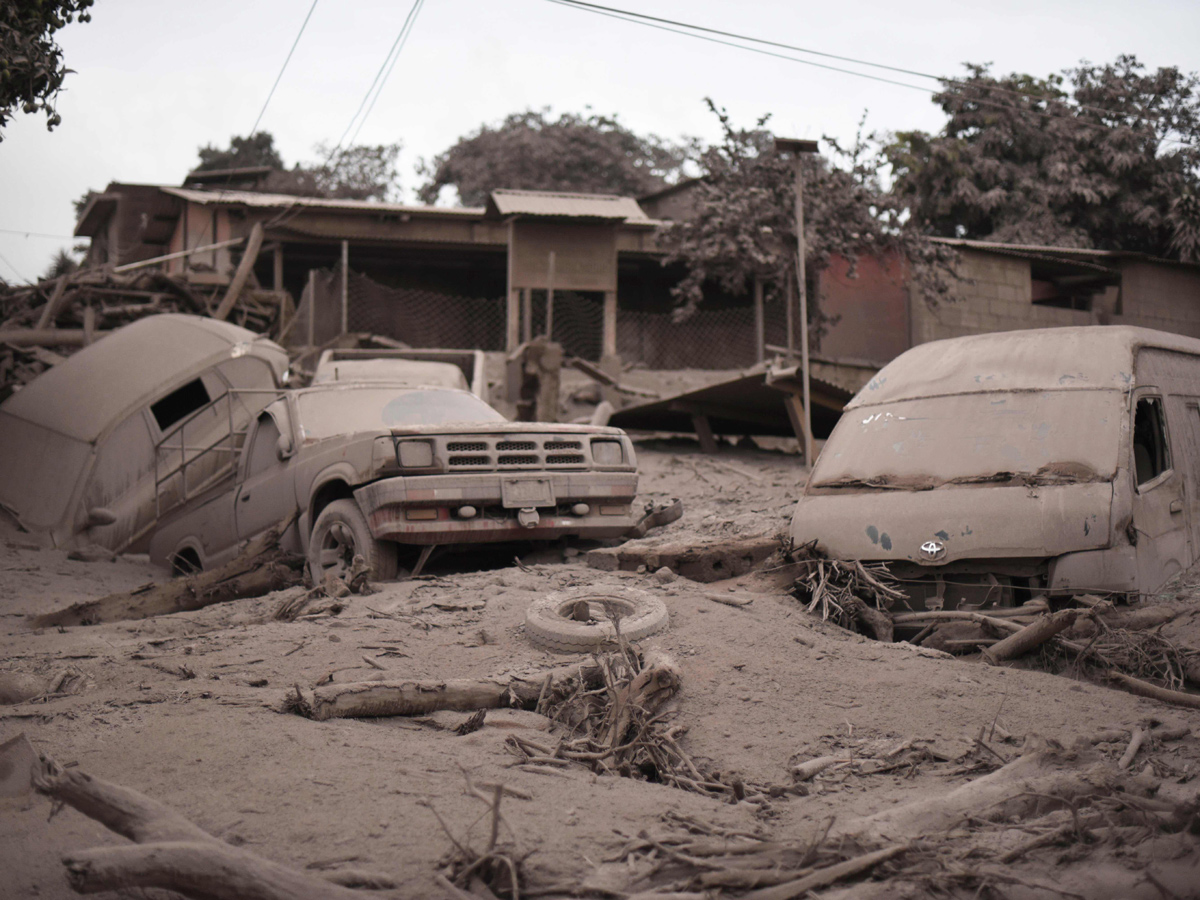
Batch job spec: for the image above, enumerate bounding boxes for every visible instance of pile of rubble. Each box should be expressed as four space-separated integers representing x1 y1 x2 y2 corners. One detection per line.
0 263 292 401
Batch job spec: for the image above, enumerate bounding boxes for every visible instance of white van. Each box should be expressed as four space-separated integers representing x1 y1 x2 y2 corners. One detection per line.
791 326 1200 608
0 315 288 552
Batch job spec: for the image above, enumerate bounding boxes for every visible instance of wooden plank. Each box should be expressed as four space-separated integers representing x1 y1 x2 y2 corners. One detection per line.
691 413 719 454
213 223 264 321
34 277 69 330
111 237 245 274
0 329 91 347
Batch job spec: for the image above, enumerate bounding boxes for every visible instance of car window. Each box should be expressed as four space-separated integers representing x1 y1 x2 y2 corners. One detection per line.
1133 396 1171 486
245 414 282 480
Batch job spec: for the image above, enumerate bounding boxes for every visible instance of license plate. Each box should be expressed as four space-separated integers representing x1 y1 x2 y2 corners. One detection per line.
501 476 555 508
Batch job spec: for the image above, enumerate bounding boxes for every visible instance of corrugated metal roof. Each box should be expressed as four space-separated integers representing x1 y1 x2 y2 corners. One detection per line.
160 186 485 217
487 189 649 221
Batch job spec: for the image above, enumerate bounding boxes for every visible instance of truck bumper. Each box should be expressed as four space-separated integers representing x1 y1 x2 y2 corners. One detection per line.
354 472 639 544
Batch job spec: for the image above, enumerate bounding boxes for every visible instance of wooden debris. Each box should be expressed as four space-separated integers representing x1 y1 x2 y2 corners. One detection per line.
788 546 906 632
981 609 1081 664
29 517 302 628
1106 671 1200 709
31 753 369 900
588 534 777 582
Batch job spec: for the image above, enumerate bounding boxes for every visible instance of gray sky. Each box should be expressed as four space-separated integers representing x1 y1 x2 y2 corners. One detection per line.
2 0 1198 284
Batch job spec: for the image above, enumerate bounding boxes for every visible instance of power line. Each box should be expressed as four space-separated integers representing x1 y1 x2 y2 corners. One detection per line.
330 0 425 159
548 0 1177 127
349 0 426 146
249 0 320 136
0 228 77 240
0 248 30 284
545 0 1195 149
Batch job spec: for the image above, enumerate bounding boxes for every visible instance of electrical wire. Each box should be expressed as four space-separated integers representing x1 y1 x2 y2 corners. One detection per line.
544 0 1195 149
0 248 31 284
0 228 78 240
249 0 320 137
329 0 425 160
349 0 427 146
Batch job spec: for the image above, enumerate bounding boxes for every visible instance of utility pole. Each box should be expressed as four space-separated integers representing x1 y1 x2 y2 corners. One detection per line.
774 137 820 466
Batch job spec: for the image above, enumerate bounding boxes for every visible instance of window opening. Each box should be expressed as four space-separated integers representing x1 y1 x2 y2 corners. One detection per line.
151 379 211 431
1133 396 1170 486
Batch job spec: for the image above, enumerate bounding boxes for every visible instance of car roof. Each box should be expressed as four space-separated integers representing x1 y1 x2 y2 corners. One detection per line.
0 314 286 442
849 325 1200 408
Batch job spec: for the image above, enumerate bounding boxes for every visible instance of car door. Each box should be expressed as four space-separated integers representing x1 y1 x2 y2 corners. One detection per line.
1130 391 1189 595
235 401 300 547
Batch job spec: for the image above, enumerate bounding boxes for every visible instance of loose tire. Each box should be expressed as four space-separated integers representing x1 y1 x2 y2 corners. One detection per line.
309 499 399 582
525 589 668 652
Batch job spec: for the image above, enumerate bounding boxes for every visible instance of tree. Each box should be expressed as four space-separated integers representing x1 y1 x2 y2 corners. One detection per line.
887 56 1200 262
658 101 952 322
194 132 284 172
41 247 79 280
418 109 689 205
192 133 401 201
0 0 93 138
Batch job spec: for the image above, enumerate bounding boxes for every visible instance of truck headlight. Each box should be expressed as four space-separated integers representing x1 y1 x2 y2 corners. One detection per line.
396 440 434 468
591 439 623 465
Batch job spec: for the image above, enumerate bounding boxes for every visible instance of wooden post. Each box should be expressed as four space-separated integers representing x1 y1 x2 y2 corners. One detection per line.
785 267 794 354
505 219 519 351
691 413 719 454
35 276 69 331
521 288 532 344
272 244 283 292
213 222 264 321
545 251 556 340
602 290 618 359
753 276 765 364
340 239 349 335
305 269 315 349
795 157 813 466
82 305 95 346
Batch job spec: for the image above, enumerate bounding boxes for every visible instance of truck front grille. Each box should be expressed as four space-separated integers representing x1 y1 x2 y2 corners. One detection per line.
436 434 602 471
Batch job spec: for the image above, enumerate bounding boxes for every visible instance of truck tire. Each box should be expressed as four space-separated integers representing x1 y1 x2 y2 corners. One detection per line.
309 499 399 582
525 589 668 652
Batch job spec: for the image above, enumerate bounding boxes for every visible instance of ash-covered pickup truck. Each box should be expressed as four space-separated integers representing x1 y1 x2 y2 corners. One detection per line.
148 382 639 580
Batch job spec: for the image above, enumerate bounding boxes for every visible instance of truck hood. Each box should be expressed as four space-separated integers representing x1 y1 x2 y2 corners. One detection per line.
791 482 1113 564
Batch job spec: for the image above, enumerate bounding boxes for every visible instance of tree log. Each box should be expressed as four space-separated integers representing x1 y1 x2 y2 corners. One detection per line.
1107 672 1200 709
30 517 302 628
981 609 1080 665
307 661 606 721
840 747 1116 843
33 758 371 900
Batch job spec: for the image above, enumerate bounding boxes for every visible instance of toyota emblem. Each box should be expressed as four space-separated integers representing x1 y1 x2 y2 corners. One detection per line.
919 540 946 561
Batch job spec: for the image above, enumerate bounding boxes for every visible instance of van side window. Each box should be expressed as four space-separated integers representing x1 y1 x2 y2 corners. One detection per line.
151 379 211 431
1133 397 1170 486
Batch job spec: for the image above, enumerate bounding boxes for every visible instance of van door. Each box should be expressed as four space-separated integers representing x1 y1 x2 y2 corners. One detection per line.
234 404 300 549
1175 400 1200 564
1129 392 1189 595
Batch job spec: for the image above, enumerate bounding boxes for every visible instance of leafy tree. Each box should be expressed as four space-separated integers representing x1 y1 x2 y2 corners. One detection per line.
0 0 93 138
42 247 79 280
194 132 284 172
887 56 1200 262
658 101 952 322
192 133 401 201
418 109 689 205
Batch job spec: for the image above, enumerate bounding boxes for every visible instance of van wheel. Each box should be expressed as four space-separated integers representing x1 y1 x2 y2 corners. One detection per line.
309 499 399 582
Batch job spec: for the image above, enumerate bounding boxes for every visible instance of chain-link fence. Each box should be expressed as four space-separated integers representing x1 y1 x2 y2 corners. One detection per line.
290 266 802 369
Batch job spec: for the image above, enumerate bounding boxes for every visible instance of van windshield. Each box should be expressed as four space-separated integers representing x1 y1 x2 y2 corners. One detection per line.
296 387 505 441
811 390 1123 490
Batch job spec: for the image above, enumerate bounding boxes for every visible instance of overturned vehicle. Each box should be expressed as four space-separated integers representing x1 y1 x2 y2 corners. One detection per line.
149 381 640 580
792 326 1200 609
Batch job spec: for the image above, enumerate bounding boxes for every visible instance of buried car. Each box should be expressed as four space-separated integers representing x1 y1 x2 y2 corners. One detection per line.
148 381 639 580
792 326 1200 609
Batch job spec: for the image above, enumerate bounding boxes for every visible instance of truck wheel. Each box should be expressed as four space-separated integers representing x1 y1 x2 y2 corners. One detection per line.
309 499 399 582
525 589 668 652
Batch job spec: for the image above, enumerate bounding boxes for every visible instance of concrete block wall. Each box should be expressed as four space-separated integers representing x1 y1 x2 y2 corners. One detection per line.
910 249 1093 346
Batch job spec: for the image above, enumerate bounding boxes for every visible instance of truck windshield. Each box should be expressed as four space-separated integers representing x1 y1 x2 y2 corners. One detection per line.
296 387 505 441
812 390 1123 490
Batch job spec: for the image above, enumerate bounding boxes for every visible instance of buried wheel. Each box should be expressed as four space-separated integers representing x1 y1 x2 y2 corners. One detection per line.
308 499 399 582
524 588 668 652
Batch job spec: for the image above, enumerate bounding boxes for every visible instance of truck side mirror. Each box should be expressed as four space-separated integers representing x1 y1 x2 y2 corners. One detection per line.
276 434 294 460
